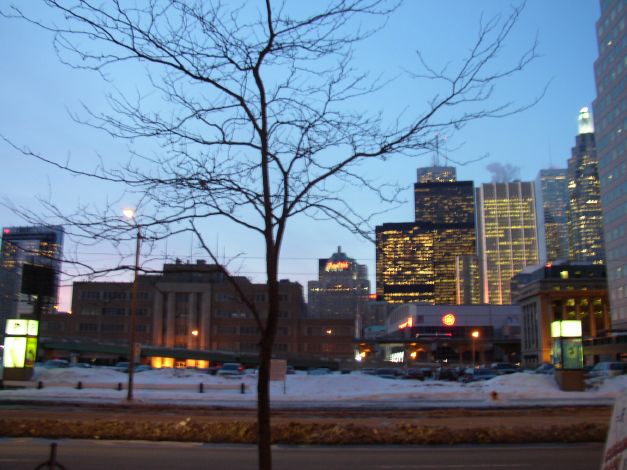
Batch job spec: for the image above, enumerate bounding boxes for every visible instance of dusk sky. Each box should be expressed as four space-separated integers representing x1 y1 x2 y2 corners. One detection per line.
0 1 600 310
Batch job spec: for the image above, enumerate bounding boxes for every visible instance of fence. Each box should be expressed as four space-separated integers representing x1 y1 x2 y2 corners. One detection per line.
1 380 247 394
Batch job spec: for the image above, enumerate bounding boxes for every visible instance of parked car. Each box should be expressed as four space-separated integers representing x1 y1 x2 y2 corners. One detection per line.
534 363 555 375
217 362 244 377
307 367 332 375
113 362 151 373
373 368 401 379
459 367 498 383
490 363 520 375
401 368 425 380
586 362 627 379
70 362 92 368
360 368 376 375
434 367 459 381
43 359 70 369
114 361 130 372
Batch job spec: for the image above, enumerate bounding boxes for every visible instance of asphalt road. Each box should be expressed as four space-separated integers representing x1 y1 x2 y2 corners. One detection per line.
0 438 605 470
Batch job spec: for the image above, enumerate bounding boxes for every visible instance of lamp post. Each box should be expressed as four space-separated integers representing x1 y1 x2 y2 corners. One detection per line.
123 208 141 401
471 330 480 367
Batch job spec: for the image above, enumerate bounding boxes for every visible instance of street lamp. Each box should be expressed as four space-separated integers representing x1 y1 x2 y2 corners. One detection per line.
123 208 141 401
471 330 480 367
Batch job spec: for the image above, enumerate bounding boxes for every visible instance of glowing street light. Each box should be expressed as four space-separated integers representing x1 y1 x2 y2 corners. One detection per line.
471 330 480 367
123 208 141 401
122 208 136 219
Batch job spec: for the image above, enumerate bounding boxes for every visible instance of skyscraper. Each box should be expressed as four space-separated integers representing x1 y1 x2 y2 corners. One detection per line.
376 166 477 304
0 226 64 334
416 165 456 183
476 182 540 304
307 246 370 319
376 222 435 304
567 107 605 264
536 169 569 262
593 0 627 327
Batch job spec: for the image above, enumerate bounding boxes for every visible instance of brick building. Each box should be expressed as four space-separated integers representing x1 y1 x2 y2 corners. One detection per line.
40 260 355 366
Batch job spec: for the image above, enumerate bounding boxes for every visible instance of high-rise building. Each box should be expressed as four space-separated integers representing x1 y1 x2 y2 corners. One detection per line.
454 254 481 305
376 222 435 304
416 166 456 183
0 226 64 334
567 107 605 264
593 0 627 327
476 182 540 305
307 246 370 319
536 169 569 262
376 166 477 305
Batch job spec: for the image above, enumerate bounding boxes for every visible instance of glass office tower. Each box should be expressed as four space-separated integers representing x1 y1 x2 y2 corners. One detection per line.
536 169 569 262
376 222 435 304
567 108 605 265
0 226 64 336
376 166 477 305
593 0 627 326
476 182 540 304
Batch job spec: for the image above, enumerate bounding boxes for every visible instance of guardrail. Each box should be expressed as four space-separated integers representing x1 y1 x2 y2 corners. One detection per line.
1 380 247 394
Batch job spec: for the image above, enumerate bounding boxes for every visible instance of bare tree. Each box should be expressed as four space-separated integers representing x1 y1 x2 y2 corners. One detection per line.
2 1 539 468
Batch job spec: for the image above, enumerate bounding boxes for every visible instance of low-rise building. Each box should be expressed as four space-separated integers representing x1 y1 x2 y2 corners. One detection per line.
511 261 610 368
40 260 355 366
356 303 520 365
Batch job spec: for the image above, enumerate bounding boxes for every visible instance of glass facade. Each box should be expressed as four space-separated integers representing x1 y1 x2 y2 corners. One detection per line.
593 0 627 326
0 226 64 336
414 181 475 224
476 182 540 304
376 222 435 304
536 168 569 262
567 109 605 264
376 167 477 305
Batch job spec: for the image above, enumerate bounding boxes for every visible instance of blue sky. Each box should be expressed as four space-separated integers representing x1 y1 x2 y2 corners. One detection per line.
0 1 600 309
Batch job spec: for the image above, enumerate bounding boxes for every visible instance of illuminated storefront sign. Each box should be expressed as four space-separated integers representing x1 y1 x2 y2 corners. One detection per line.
550 320 583 370
324 260 350 272
5 319 39 336
441 313 456 326
551 320 582 338
3 319 39 369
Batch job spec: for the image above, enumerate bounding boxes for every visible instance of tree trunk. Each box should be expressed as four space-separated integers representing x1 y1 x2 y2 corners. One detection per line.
257 332 273 469
257 251 280 470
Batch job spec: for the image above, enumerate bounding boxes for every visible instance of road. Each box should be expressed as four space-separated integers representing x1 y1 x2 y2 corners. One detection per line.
0 438 605 469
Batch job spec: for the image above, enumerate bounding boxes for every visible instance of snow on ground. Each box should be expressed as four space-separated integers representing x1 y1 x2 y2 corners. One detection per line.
2 367 626 407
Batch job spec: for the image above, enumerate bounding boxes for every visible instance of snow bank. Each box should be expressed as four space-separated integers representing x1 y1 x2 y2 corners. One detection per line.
3 367 625 406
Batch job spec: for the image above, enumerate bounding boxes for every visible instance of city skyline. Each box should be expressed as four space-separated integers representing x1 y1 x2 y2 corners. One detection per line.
0 1 600 310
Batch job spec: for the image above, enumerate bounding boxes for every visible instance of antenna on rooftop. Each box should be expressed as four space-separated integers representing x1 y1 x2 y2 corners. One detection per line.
433 135 440 167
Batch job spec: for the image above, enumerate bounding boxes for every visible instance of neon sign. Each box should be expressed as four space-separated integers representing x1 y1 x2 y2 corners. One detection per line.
398 316 413 329
325 260 349 272
441 313 456 326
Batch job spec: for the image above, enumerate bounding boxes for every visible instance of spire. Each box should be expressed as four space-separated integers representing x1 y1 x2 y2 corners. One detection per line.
578 107 594 134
